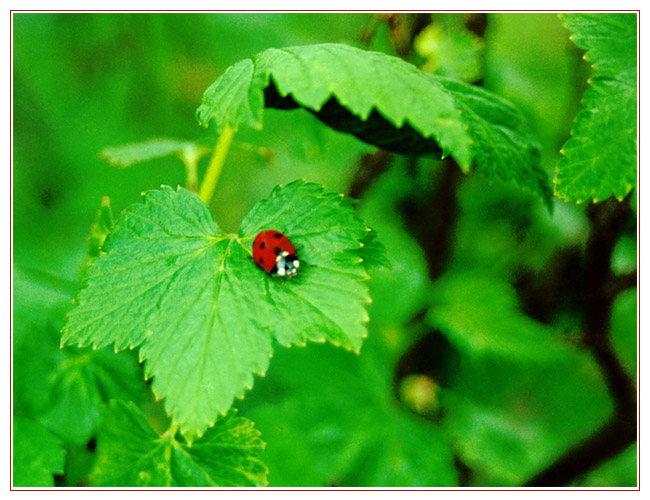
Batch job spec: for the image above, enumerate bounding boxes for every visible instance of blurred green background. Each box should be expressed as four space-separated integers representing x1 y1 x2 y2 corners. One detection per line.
13 13 637 487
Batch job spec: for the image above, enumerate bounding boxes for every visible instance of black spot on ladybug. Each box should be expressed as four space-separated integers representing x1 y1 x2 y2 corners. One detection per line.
253 229 299 278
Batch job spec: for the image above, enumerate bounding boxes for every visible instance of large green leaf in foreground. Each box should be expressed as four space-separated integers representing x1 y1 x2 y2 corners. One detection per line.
555 13 637 202
62 181 383 438
91 401 267 487
196 43 551 210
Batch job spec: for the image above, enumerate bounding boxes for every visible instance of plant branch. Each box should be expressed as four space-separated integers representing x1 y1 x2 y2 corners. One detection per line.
526 197 637 487
606 271 637 299
181 154 199 194
348 150 393 199
401 159 463 281
199 124 236 205
525 413 636 486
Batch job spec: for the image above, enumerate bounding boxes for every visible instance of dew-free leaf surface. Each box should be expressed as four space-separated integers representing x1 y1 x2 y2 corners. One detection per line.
100 138 211 168
196 43 551 210
91 401 267 487
62 181 385 438
414 21 484 82
555 13 637 202
428 272 566 361
239 338 458 487
13 267 145 447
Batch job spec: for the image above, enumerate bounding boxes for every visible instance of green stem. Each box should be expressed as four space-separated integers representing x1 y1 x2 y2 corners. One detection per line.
199 124 236 205
184 161 199 194
161 421 179 442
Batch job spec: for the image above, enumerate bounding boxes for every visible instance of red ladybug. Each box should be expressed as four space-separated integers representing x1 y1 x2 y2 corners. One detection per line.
252 230 300 278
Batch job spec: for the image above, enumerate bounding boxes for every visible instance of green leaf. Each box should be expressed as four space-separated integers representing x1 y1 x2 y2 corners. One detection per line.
414 22 484 82
358 228 392 272
427 272 566 361
555 13 637 202
100 138 211 168
91 401 267 487
40 347 146 447
62 181 382 438
574 443 637 487
87 196 113 259
611 235 637 275
239 338 458 487
195 59 264 132
13 267 145 447
357 160 430 332
196 43 551 210
254 45 467 160
611 288 637 379
13 417 66 487
440 345 612 485
435 78 551 210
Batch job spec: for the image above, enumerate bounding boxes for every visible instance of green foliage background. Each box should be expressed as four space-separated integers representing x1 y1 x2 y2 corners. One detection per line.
13 13 637 487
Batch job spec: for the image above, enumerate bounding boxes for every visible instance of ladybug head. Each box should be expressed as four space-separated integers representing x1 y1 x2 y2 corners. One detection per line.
274 252 300 279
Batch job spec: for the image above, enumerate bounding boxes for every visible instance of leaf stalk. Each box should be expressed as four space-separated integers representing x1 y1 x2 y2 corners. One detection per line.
199 124 236 205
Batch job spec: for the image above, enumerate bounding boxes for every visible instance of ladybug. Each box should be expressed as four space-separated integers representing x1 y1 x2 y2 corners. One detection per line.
252 230 300 279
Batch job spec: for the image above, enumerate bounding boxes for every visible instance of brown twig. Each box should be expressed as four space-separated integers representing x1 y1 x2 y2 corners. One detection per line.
400 159 463 281
378 13 432 58
606 271 637 300
526 197 637 486
348 150 393 199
